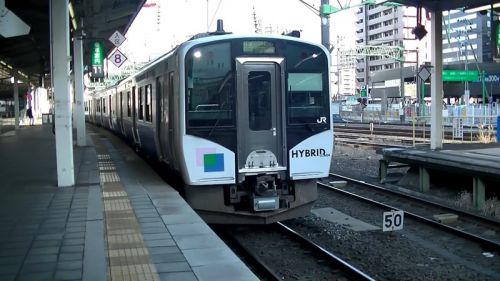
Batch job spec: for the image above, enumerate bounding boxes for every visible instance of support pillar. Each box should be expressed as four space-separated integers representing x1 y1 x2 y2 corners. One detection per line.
430 10 443 150
73 36 86 146
51 0 74 187
13 75 19 129
473 177 485 209
379 159 388 182
419 166 429 193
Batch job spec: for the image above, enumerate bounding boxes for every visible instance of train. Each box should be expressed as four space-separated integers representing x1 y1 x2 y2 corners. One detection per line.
86 24 334 224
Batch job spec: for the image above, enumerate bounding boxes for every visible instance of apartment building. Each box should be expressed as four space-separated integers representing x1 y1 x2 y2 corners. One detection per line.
442 10 494 64
355 4 431 93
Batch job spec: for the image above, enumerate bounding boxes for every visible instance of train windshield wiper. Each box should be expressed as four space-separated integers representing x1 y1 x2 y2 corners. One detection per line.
208 72 233 137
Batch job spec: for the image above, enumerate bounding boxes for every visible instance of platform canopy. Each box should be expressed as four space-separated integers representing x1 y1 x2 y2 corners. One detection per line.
0 0 145 98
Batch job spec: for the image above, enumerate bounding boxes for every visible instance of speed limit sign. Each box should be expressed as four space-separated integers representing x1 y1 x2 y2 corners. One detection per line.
109 49 127 68
383 210 404 232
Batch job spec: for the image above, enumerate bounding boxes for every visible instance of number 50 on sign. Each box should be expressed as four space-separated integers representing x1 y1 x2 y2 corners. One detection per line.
383 210 404 232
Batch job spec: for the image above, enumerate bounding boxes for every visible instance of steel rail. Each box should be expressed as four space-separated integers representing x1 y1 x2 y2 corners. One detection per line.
214 226 282 281
276 222 376 281
319 177 500 252
329 173 500 227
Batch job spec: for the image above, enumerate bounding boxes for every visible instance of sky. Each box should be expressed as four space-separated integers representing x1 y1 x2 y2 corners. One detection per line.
107 0 358 73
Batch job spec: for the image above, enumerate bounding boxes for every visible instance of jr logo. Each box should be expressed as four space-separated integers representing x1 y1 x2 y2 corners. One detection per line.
316 117 327 124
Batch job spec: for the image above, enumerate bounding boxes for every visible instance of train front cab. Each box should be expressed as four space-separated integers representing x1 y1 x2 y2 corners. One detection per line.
182 37 333 224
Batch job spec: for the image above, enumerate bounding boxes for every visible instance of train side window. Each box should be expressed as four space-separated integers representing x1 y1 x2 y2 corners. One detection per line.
167 71 174 123
103 97 106 114
145 84 152 122
119 92 123 118
138 87 144 120
127 91 131 117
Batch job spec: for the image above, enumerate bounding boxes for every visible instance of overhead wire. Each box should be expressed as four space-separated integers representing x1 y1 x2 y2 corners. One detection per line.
297 0 320 16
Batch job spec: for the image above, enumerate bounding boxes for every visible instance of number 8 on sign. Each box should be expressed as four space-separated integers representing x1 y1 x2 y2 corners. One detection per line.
114 54 122 64
109 49 127 68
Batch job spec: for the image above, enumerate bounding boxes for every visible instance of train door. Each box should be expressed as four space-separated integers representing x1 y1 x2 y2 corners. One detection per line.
236 58 286 171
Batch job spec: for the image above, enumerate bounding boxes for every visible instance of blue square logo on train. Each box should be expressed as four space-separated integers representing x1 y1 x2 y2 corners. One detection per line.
204 153 224 172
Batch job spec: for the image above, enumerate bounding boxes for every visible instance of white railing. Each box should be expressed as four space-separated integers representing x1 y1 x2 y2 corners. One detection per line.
338 103 499 127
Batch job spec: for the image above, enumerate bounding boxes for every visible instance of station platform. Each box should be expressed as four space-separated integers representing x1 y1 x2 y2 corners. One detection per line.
0 123 258 281
380 143 500 208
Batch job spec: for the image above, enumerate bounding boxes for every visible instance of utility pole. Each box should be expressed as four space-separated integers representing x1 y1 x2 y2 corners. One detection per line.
252 6 262 34
336 35 342 100
321 0 330 49
206 0 209 31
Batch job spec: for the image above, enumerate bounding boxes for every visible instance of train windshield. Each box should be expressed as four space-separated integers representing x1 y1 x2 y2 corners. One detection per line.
185 42 234 128
185 39 329 130
285 43 329 125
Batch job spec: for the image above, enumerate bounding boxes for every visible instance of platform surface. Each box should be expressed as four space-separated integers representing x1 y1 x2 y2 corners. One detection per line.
0 123 258 281
382 143 500 180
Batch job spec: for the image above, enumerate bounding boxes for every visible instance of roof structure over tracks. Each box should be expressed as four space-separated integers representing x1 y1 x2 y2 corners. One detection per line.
0 0 145 97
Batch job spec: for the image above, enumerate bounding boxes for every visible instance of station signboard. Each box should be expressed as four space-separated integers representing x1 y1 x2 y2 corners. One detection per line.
91 41 104 79
442 70 479 82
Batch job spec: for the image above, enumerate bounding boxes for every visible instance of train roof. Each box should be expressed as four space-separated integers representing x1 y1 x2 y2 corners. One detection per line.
89 33 330 96
177 33 329 56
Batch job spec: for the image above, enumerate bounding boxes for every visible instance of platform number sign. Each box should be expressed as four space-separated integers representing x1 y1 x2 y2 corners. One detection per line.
109 49 127 68
383 210 404 232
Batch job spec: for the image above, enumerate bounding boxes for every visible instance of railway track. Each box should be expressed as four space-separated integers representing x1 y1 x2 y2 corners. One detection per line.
322 173 500 253
214 223 375 281
334 123 483 142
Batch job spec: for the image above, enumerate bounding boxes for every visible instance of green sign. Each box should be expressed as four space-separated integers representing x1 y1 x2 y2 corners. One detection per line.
91 41 103 66
442 70 479 82
360 88 367 97
320 4 340 16
495 21 500 48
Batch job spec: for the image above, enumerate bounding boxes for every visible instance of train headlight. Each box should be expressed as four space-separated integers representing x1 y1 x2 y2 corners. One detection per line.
193 50 202 58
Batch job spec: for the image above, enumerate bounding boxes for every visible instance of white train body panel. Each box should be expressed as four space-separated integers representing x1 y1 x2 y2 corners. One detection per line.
182 135 236 185
289 130 333 180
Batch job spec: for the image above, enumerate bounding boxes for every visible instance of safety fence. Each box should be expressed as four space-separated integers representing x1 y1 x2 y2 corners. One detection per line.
339 104 499 128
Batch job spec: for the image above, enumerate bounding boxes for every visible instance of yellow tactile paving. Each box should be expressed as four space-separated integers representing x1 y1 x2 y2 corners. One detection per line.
92 134 160 281
109 264 158 281
103 191 129 198
104 198 134 211
100 171 121 183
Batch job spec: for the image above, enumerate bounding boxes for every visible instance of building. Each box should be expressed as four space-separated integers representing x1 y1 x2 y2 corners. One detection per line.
338 68 357 97
355 4 431 97
442 10 494 65
332 35 357 99
441 10 499 103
